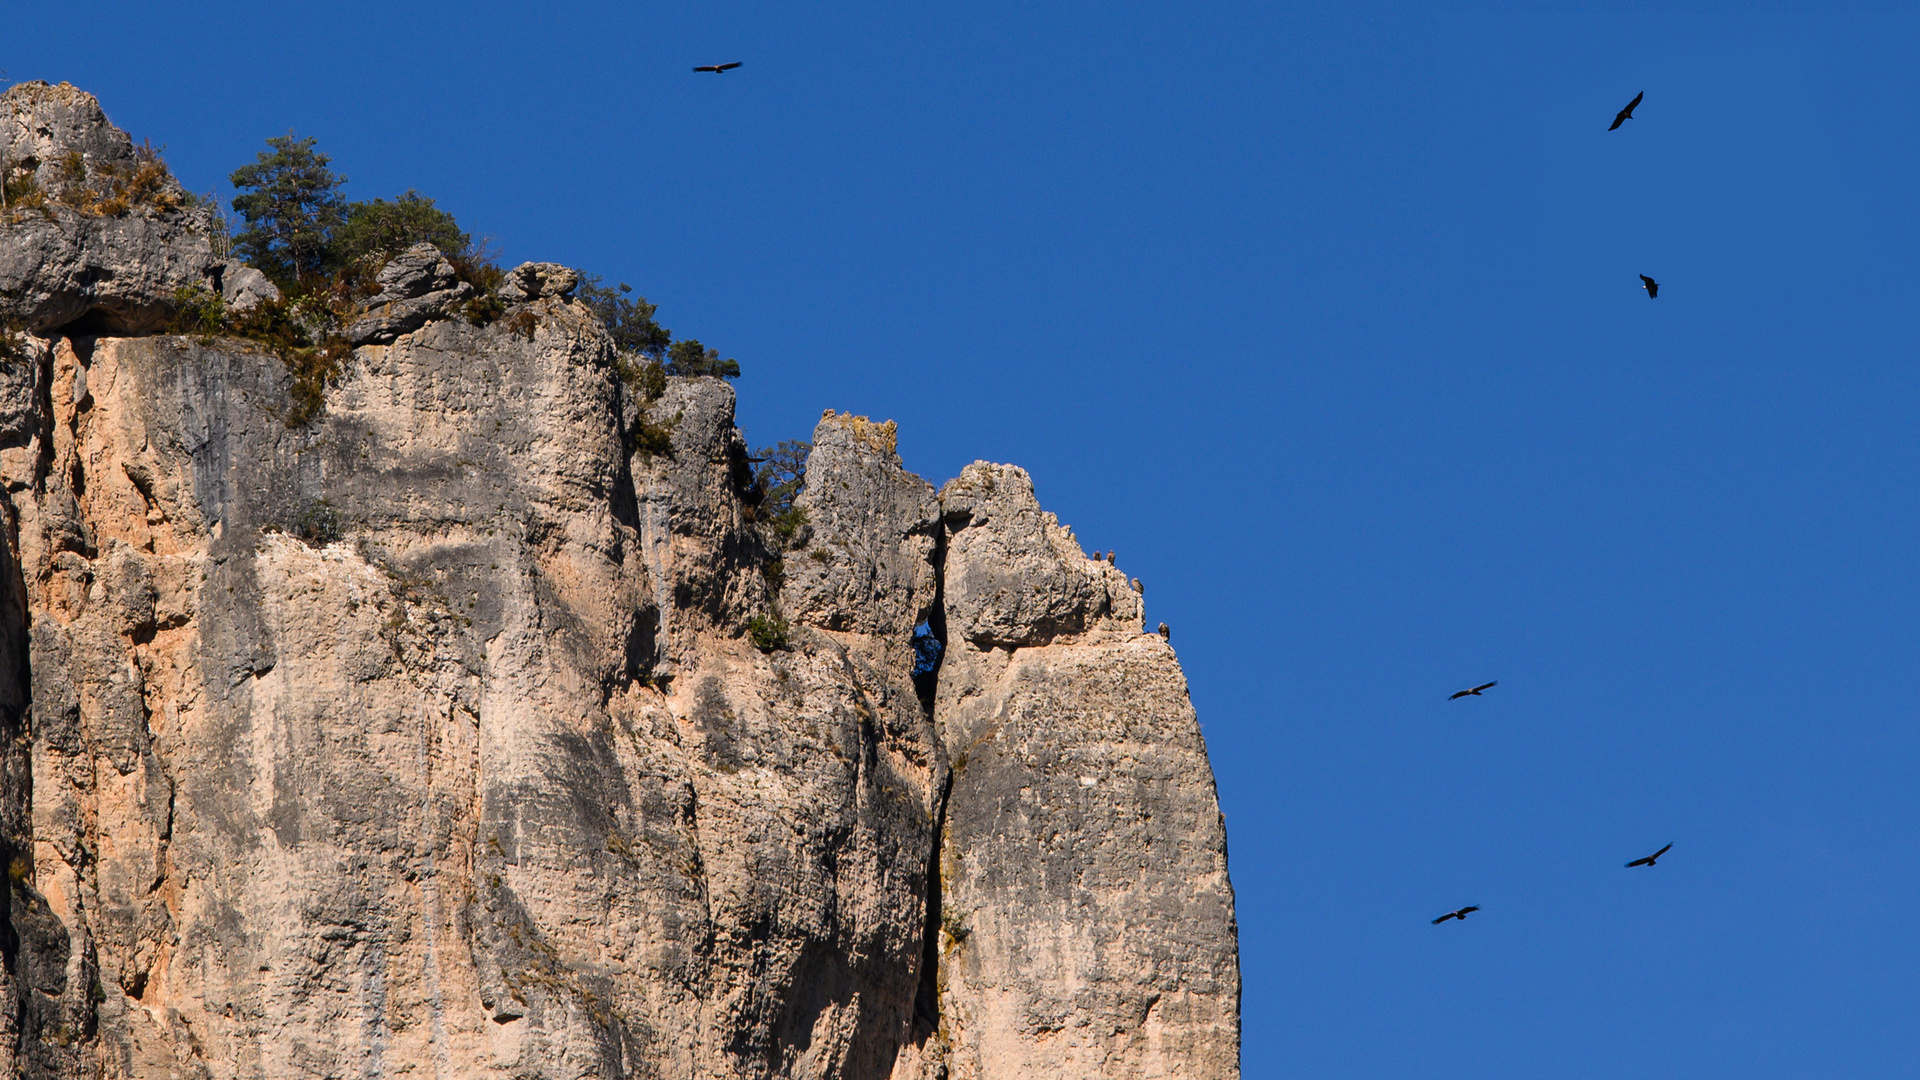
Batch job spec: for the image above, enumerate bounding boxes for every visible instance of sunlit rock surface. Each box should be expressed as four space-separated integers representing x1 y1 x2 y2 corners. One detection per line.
0 83 1238 1080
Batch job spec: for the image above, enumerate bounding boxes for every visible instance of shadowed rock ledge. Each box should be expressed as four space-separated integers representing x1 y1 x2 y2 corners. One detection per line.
0 82 1237 1080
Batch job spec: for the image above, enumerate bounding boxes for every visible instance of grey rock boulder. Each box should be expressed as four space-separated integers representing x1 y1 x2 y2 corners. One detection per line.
342 241 475 345
214 259 279 313
497 260 581 303
0 83 218 335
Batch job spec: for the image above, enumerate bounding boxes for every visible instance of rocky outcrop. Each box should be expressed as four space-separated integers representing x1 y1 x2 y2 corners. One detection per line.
210 260 278 314
497 262 581 305
0 83 218 335
0 87 1238 1080
341 242 477 345
782 411 938 639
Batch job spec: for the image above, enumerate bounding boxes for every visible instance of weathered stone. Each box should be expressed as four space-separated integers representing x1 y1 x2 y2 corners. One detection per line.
0 83 216 335
215 259 279 313
342 241 475 345
497 261 581 303
783 410 940 638
939 462 1142 649
916 464 1240 1080
930 637 1240 1080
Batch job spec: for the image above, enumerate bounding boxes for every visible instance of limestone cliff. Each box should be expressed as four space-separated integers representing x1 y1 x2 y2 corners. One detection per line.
0 82 1237 1079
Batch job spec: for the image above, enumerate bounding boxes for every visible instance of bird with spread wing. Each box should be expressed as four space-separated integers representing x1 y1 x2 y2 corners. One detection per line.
1626 843 1674 868
1609 91 1644 131
694 62 743 74
1640 274 1660 298
1432 906 1481 924
1449 681 1497 701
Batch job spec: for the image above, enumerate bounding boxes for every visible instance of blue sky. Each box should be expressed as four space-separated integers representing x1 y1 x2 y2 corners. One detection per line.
12 3 1920 1076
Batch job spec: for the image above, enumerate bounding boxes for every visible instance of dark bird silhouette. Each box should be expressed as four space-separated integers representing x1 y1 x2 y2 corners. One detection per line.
1106 551 1116 565
693 62 744 74
1609 91 1644 131
1432 905 1481 924
1640 274 1659 298
1449 681 1498 701
1157 622 1170 640
1625 842 1673 868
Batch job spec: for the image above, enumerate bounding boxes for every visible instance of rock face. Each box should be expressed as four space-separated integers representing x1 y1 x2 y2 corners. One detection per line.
0 88 1238 1080
929 464 1238 1080
0 83 219 335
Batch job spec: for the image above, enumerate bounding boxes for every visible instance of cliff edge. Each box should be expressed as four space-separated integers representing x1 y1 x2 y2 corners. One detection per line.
0 82 1237 1080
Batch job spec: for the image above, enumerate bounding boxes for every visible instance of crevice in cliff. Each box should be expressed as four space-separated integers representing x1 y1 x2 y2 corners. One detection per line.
911 764 952 1036
909 506 951 1042
0 458 50 1070
911 516 947 720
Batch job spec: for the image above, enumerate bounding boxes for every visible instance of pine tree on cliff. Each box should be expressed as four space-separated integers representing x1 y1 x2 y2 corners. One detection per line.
229 134 346 289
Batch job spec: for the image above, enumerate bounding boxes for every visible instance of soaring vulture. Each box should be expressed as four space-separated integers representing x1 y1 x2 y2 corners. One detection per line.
1640 274 1659 298
1449 681 1498 701
1432 906 1481 924
694 62 744 73
1625 842 1674 868
1609 91 1644 131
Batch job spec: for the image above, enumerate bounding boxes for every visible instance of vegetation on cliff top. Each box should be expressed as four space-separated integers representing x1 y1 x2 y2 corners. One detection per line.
185 133 744 425
224 134 739 373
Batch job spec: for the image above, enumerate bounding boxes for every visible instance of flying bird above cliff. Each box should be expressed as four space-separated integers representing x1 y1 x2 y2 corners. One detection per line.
1449 681 1497 700
694 62 743 73
1609 91 1644 131
1640 274 1659 298
1432 906 1480 924
1626 843 1673 868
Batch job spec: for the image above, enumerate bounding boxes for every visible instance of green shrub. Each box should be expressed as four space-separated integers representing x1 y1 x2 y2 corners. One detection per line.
292 498 342 545
617 356 668 403
1 156 48 218
462 290 506 327
747 613 790 652
577 276 743 382
629 408 682 459
167 285 226 338
666 338 739 379
0 321 33 367
333 189 468 267
450 244 504 296
40 142 182 218
283 334 353 428
577 277 670 359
